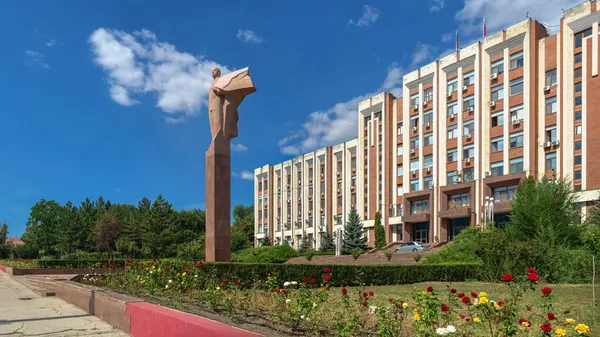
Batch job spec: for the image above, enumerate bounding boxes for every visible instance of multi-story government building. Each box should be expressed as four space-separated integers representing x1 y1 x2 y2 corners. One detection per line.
254 1 600 250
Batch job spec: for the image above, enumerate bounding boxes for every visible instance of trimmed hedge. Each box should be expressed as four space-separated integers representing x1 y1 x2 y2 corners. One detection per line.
199 262 481 287
35 259 127 269
231 245 299 263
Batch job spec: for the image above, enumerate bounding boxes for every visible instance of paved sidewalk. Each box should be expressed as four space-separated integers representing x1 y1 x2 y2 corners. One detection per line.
0 272 128 336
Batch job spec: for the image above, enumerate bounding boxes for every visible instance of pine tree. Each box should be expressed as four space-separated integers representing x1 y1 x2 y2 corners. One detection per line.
342 207 368 254
299 231 312 252
320 232 336 252
374 211 386 248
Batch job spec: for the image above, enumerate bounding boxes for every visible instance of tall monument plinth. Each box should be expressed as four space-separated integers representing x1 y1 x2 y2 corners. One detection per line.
205 67 256 262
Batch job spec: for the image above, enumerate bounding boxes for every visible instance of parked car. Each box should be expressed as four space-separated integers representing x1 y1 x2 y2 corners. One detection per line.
394 241 429 253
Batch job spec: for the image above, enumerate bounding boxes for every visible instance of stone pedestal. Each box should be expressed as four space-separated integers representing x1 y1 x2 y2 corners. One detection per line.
205 133 231 262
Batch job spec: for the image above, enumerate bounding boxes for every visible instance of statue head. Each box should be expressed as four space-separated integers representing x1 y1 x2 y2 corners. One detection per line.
212 67 221 79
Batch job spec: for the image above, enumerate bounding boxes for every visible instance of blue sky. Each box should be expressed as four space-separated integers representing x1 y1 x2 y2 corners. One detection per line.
0 0 578 236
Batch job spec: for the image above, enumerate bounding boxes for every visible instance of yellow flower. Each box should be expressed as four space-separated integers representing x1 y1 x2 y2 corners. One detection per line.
479 297 489 304
402 302 408 309
152 265 156 269
413 313 420 321
182 272 187 277
493 303 500 310
421 291 426 295
555 328 567 336
479 292 487 298
176 273 180 277
566 318 576 325
473 317 481 323
521 321 531 327
575 324 590 334
429 295 434 299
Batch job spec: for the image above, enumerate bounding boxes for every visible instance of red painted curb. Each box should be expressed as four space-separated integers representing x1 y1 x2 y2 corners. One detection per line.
126 302 262 337
0 264 7 273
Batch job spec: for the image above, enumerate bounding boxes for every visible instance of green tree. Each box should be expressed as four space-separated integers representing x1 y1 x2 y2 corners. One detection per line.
320 232 336 252
374 211 386 248
0 219 8 244
142 194 175 257
231 204 254 244
342 207 367 254
24 199 64 257
56 202 81 256
95 212 124 259
583 201 600 306
299 231 312 252
231 231 250 252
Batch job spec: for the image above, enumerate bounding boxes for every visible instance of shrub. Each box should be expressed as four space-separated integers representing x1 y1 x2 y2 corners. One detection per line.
413 254 422 262
305 250 314 261
35 259 127 269
230 232 250 252
385 250 393 262
231 245 299 263
351 249 362 260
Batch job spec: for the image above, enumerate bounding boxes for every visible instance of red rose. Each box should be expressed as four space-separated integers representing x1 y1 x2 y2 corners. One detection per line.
341 288 347 295
540 323 551 333
470 291 477 298
497 301 504 306
527 267 537 274
528 273 539 282
388 298 394 302
541 287 552 295
465 318 470 322
361 301 367 307
547 312 555 320
502 274 513 282
518 318 526 325
427 286 434 292
275 288 281 293
450 288 457 294
152 257 156 262
323 267 330 273
369 291 374 296
462 296 471 304
457 292 465 298
441 304 449 312
326 287 330 291
527 304 533 311
310 277 316 284
302 277 308 283
283 289 288 294
235 281 241 285
363 292 368 298
324 274 332 282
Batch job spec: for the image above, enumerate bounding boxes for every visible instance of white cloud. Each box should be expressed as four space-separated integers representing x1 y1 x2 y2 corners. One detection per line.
89 28 230 121
411 43 434 68
46 40 56 47
430 0 446 12
456 0 580 35
231 143 248 152
24 50 49 69
236 29 265 44
239 171 254 180
348 5 380 27
278 63 404 155
441 32 453 42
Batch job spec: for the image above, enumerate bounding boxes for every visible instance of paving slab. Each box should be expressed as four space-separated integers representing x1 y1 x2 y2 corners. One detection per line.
0 271 128 336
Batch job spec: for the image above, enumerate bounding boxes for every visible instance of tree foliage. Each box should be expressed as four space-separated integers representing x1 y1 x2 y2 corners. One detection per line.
320 232 336 252
342 207 368 254
374 211 386 248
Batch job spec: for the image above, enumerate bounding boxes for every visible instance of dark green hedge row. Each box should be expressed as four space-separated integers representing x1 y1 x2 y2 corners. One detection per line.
35 259 127 269
199 262 481 287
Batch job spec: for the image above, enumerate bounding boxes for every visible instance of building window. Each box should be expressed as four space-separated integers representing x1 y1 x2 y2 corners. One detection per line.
463 119 474 135
545 152 557 171
424 154 433 169
509 157 524 174
258 182 262 190
337 196 342 206
545 125 557 142
510 77 524 95
463 168 474 182
410 93 420 107
493 185 518 201
410 136 419 150
463 144 475 158
397 121 403 135
410 115 419 128
491 84 504 101
491 136 504 153
397 146 404 156
575 110 582 121
410 199 429 214
491 110 504 127
575 154 582 165
447 124 459 139
447 102 458 117
463 95 475 112
575 67 582 79
463 71 475 86
410 179 420 192
510 104 524 121
509 51 524 70
424 110 433 125
424 176 433 189
424 132 434 146
397 185 404 196
575 82 582 94
575 170 582 180
491 59 504 75
510 131 524 148
575 140 582 151
397 165 403 177
545 96 557 115
424 87 434 102
575 27 592 48
575 53 582 63
447 171 458 185
447 147 458 162
575 125 582 135
447 78 458 93
410 158 419 171
546 69 557 87
449 193 470 207
490 161 504 177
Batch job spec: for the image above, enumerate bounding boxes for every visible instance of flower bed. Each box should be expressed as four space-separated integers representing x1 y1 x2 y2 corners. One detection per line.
80 260 594 337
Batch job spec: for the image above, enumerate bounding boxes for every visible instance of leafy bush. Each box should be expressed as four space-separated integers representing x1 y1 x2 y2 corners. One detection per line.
231 245 299 263
305 250 314 261
230 232 250 252
176 238 205 260
351 249 362 260
35 259 127 269
302 250 335 257
385 250 393 262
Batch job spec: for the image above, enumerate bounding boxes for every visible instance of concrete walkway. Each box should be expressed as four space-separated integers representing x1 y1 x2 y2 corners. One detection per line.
0 272 128 336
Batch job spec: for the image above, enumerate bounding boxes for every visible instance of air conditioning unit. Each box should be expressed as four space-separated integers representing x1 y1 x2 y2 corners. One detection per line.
337 189 340 193
351 185 355 190
298 180 301 184
544 142 552 148
490 101 496 107
490 73 498 80
413 105 419 110
278 187 281 191
298 197 301 201
447 92 452 98
463 86 468 91
287 199 291 203
320 173 324 178
457 170 462 175
552 140 560 146
466 133 472 140
485 171 492 177
466 157 471 163
422 101 428 106
352 167 356 173
298 212 301 216
320 208 323 212
544 85 551 92
512 118 521 125
319 226 325 232
411 170 417 176
425 122 431 127
308 210 312 215
467 107 474 112
337 172 341 177
412 126 418 131
429 183 434 190
308 195 312 199
426 167 431 173
410 148 416 154
456 177 463 183
321 192 324 196
309 177 312 182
